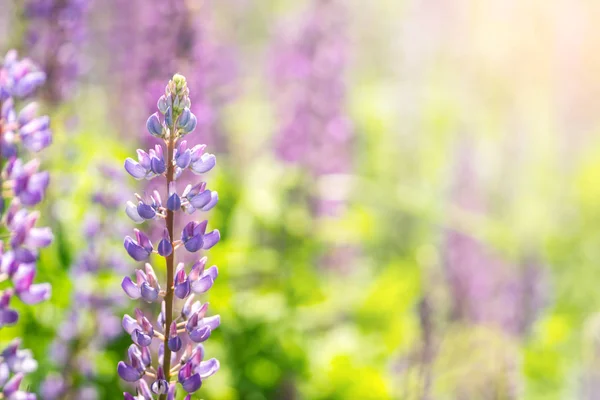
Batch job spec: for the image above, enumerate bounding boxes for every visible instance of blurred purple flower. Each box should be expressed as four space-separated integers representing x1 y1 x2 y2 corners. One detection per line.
24 0 91 102
270 0 353 181
0 49 52 400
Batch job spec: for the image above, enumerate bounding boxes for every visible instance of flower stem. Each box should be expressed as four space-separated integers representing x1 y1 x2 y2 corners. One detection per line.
159 135 176 400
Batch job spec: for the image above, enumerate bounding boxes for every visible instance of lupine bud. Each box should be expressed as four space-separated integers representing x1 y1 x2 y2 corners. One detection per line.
168 322 182 352
157 95 168 114
178 108 191 127
146 112 163 137
125 201 144 223
167 193 181 211
157 229 173 257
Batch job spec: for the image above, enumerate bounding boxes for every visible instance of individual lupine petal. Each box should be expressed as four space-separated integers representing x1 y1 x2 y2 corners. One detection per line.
188 325 212 343
181 221 204 253
190 344 205 366
167 383 177 400
18 282 51 304
124 236 150 261
165 106 173 126
122 314 140 335
192 266 218 294
22 127 52 152
204 315 221 331
124 158 147 180
189 257 207 281
174 140 191 169
197 358 220 379
202 230 221 250
19 115 49 135
178 362 202 393
0 311 19 328
151 366 169 395
117 361 143 383
146 112 163 137
151 190 163 209
26 227 53 248
136 149 152 170
189 144 206 162
17 102 39 125
1 98 14 121
130 310 154 346
201 191 219 211
176 149 191 169
174 264 190 299
158 229 173 257
187 311 217 343
136 202 156 220
3 372 25 396
14 248 36 264
140 264 160 302
14 71 46 97
132 327 152 347
122 276 141 299
144 263 159 288
137 378 153 400
178 108 191 127
124 393 136 400
182 182 206 199
190 153 216 175
181 113 198 134
136 229 153 252
181 295 197 319
168 321 182 352
125 201 144 223
189 189 212 209
140 281 159 303
140 346 152 368
150 157 166 175
157 95 168 114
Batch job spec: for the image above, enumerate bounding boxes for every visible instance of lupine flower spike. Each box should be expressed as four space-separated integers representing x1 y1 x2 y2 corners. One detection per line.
120 74 220 399
0 50 53 399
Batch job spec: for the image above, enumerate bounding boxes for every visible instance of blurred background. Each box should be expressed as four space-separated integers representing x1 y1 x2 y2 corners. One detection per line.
2 0 600 399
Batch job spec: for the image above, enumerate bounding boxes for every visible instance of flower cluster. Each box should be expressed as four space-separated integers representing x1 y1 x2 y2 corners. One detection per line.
40 166 130 400
24 0 91 102
270 0 353 180
119 74 221 399
0 50 52 399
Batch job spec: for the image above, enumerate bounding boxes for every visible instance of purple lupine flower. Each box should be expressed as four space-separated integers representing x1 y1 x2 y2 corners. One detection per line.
119 74 221 399
41 167 129 400
23 0 91 102
270 0 353 216
443 141 548 335
0 50 52 400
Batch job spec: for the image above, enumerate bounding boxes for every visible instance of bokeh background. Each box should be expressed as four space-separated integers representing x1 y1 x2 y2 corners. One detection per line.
2 0 600 399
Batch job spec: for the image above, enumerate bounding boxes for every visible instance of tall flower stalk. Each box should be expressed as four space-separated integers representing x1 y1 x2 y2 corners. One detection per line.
0 50 53 399
119 74 220 399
